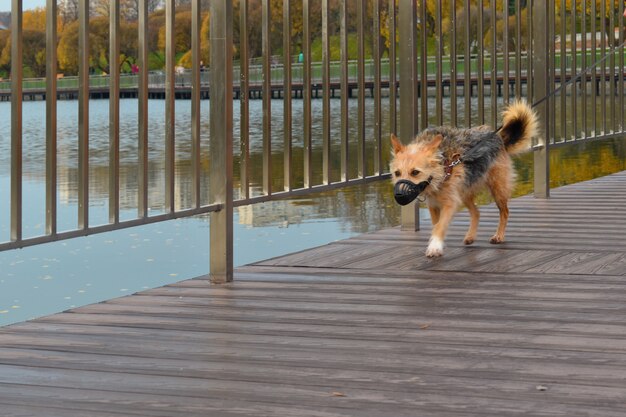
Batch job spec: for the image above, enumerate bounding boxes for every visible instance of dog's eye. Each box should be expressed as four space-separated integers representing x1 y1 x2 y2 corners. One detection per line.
394 170 401 177
410 169 420 176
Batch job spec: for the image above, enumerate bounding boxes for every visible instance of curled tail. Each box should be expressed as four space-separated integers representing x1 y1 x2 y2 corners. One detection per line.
498 100 539 155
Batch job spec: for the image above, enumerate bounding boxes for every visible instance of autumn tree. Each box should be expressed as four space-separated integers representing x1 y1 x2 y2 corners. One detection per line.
23 7 48 32
57 16 138 75
0 30 11 76
120 0 163 21
59 0 79 25
157 9 192 56
556 0 623 47
178 11 209 68
0 30 47 77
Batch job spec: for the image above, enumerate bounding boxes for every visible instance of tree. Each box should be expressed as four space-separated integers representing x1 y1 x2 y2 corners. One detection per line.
23 7 47 32
148 8 165 52
556 0 623 48
0 30 47 77
120 0 163 21
0 30 12 76
57 16 138 75
59 0 79 25
178 11 209 68
119 21 139 71
157 9 192 55
90 0 162 18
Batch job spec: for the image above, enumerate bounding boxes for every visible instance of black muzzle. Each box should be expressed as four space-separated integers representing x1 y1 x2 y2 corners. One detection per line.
393 178 431 206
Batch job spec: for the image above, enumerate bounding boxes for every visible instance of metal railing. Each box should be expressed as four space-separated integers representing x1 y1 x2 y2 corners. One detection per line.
3 0 625 282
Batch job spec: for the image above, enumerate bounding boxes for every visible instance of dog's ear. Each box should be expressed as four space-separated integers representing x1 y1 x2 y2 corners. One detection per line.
390 133 404 154
424 134 443 153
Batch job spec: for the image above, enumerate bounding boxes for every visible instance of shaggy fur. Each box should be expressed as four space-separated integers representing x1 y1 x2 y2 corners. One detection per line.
390 100 539 257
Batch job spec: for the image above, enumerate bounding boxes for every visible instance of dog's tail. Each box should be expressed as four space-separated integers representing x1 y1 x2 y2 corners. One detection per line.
498 100 539 155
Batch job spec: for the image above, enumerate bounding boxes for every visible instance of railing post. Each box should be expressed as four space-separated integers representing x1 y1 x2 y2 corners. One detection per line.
398 0 420 230
532 0 550 198
10 0 23 242
209 0 234 283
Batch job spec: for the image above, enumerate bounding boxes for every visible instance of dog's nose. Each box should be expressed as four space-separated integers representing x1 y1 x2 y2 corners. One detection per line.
393 179 429 206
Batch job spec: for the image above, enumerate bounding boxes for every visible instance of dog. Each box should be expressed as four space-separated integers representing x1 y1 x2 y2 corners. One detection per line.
390 100 538 257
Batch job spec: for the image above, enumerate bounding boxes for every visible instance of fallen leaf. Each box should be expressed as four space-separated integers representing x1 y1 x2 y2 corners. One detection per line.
420 324 431 330
330 392 346 397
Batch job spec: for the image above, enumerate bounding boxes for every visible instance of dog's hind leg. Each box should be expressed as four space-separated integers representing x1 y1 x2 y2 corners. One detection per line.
486 155 513 244
490 198 509 244
463 197 480 245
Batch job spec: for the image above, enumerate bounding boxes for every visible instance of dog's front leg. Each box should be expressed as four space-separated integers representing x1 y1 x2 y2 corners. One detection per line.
425 203 457 257
428 205 441 226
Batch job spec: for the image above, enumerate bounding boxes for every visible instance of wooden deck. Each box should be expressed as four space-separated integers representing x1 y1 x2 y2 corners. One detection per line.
1 171 626 416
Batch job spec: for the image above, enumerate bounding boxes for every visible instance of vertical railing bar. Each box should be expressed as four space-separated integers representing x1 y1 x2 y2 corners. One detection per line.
322 0 332 183
208 0 234 283
527 0 533 106
559 0 566 141
419 0 428 130
503 0 509 104
549 0 556 143
262 0 273 194
490 0 497 127
45 0 57 236
109 0 121 223
165 0 175 212
340 0 349 181
138 0 149 218
78 0 89 229
450 1 457 126
463 0 471 127
591 0 597 137
191 0 201 208
600 0 607 135
618 1 625 132
581 0 587 139
282 0 291 191
389 0 397 134
515 0 522 98
609 0 616 133
240 1 250 197
373 0 382 175
357 0 366 178
10 0 23 242
435 0 443 126
532 0 549 198
302 0 311 188
477 0 484 125
570 1 577 140
398 0 420 230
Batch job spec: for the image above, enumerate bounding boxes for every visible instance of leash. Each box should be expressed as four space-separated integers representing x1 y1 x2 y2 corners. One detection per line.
395 38 626 206
495 38 626 134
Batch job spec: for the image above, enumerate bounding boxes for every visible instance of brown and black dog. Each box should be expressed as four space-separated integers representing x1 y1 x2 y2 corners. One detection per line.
390 100 538 257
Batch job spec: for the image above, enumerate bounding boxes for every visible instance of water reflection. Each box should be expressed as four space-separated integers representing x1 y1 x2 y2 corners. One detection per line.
0 96 512 224
0 97 624 326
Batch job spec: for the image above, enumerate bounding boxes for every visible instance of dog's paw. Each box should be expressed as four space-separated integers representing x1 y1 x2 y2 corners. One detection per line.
489 235 505 244
426 237 444 258
463 236 475 245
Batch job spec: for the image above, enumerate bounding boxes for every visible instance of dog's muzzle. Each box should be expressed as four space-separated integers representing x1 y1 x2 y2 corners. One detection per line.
393 179 431 206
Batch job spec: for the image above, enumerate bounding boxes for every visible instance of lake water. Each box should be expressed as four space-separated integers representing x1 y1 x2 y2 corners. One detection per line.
1 97 625 326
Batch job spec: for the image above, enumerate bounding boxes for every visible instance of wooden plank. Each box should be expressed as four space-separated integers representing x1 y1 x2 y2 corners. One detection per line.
68 300 626 327
1 170 626 416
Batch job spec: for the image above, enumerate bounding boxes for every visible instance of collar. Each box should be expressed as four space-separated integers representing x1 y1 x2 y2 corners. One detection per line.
443 154 462 181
